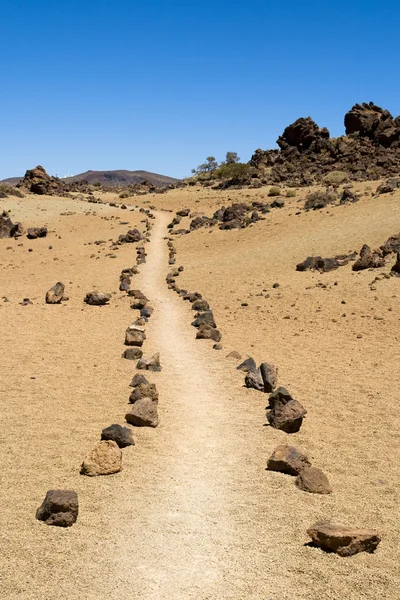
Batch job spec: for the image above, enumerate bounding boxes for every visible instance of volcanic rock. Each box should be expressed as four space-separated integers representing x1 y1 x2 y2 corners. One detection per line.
196 323 222 342
129 382 158 404
80 440 122 476
122 347 143 360
45 282 65 304
295 466 332 494
125 397 159 427
307 521 381 556
27 226 48 239
137 353 161 372
267 387 307 433
237 357 257 372
352 245 385 271
125 328 146 346
36 489 78 527
267 445 311 476
84 291 111 305
101 424 134 448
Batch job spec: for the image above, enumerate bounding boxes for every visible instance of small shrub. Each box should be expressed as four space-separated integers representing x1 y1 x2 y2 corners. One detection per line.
286 189 296 198
268 186 281 197
92 181 101 188
119 191 129 199
323 171 349 185
304 190 337 211
0 183 25 198
214 163 251 183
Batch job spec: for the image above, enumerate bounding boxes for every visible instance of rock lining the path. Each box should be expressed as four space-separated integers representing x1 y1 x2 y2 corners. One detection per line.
80 440 122 476
101 424 135 448
36 489 78 527
307 522 381 556
84 291 111 306
267 387 307 433
267 445 311 475
125 397 159 427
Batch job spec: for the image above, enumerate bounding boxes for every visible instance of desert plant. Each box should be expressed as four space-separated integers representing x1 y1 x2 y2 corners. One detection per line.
214 162 250 183
323 171 349 185
191 156 219 175
304 190 337 210
92 181 101 188
268 186 281 197
119 191 129 199
0 183 25 198
286 189 296 198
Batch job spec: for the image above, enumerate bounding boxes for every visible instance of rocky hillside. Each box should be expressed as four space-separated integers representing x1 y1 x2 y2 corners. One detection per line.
250 102 400 186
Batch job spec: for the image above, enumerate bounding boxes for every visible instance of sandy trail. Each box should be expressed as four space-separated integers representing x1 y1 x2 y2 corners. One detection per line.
106 212 298 599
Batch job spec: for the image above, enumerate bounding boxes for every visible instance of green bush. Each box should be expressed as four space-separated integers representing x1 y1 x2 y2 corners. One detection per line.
92 181 101 188
214 162 250 183
119 191 129 199
0 183 25 198
322 171 349 185
286 189 296 198
268 186 281 197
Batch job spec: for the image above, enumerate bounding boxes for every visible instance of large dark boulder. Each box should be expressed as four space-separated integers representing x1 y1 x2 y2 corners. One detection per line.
344 102 400 147
0 211 23 239
277 117 329 151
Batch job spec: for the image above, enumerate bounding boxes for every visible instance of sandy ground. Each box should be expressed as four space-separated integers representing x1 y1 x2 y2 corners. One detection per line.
0 187 399 599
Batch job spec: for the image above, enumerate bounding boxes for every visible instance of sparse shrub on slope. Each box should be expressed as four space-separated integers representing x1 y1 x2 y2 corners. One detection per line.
304 190 337 210
323 171 349 185
286 189 297 198
268 186 281 197
0 183 25 198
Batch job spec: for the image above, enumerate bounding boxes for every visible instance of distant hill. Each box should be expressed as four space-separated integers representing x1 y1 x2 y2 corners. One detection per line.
1 169 180 188
1 177 23 186
63 169 179 187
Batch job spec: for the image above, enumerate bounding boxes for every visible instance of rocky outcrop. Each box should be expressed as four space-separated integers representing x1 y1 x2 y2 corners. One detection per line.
19 165 60 195
250 102 400 186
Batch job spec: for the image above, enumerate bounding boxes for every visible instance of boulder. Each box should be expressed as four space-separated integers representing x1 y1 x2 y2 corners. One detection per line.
80 440 122 476
296 256 340 272
125 328 146 346
267 387 307 433
27 226 48 239
125 397 159 427
45 282 65 304
237 357 257 372
140 305 154 318
344 102 400 147
267 445 311 476
20 165 60 195
129 382 158 403
260 362 278 392
307 521 381 556
36 489 78 527
84 291 111 306
277 117 330 151
122 347 143 360
137 353 161 372
196 323 222 342
295 466 332 494
176 208 190 217
119 228 143 243
101 424 134 448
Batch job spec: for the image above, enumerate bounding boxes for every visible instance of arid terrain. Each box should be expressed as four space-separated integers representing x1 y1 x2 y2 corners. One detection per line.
1 177 400 599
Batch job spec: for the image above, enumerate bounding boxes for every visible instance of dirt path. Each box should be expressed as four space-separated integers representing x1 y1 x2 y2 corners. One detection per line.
101 211 302 599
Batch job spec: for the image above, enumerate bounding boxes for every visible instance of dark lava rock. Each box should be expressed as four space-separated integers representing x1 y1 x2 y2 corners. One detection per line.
277 117 330 151
36 490 78 527
296 256 340 272
101 424 135 448
125 397 159 427
191 311 216 329
352 245 385 271
0 211 24 239
196 323 221 342
245 369 264 391
137 353 161 372
307 522 381 557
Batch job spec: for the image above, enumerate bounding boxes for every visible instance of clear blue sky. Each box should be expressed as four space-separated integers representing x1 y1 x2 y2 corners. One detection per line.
1 0 399 180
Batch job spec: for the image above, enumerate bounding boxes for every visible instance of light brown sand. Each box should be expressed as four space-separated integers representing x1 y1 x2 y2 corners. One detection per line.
0 188 399 599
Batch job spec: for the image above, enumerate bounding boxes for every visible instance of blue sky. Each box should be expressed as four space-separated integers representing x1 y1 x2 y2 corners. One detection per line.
1 0 399 179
